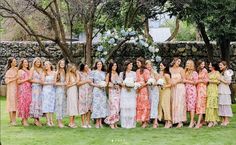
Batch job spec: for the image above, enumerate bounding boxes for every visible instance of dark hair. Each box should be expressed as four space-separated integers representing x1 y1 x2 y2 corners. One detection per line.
18 58 29 70
196 60 205 73
79 63 86 71
123 60 132 80
211 62 220 71
170 57 181 67
5 57 16 73
136 57 146 74
160 60 171 76
93 60 105 71
107 62 118 82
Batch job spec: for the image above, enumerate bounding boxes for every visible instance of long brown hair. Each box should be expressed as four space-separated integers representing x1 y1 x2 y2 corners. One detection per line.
123 60 132 80
107 61 119 82
56 59 66 82
136 57 146 74
170 57 180 67
18 58 29 70
196 60 205 73
4 57 16 73
219 61 228 72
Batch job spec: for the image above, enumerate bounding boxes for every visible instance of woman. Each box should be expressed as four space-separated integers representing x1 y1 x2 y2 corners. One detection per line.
5 57 18 126
17 59 32 126
205 63 220 127
158 61 172 128
55 59 67 128
104 62 121 129
119 60 136 128
183 59 198 128
29 57 43 126
170 57 186 128
218 61 233 126
145 60 159 128
195 60 208 128
90 61 108 128
77 63 93 128
136 57 150 128
41 61 56 127
66 63 79 128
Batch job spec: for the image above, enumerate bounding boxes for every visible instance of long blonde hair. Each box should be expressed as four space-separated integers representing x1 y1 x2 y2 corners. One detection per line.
185 59 195 79
56 59 66 82
31 57 43 73
145 60 157 78
43 61 53 75
66 63 76 80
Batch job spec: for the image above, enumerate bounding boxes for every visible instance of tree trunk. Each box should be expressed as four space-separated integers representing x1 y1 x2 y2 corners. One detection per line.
218 36 230 63
85 22 93 66
165 18 179 41
143 17 153 42
196 22 213 62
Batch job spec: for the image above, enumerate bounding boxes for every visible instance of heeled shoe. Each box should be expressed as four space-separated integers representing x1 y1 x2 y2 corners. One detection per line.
68 123 77 128
87 124 92 128
95 124 100 128
34 121 42 127
58 124 64 128
153 124 158 128
188 121 196 128
81 125 88 128
195 124 202 129
47 122 52 127
176 123 183 128
208 122 214 128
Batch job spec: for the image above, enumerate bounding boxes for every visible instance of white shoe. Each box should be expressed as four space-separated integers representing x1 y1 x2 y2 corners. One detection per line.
82 125 88 128
87 125 92 128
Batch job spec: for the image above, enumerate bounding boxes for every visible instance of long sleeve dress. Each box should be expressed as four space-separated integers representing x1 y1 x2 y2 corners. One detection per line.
5 68 18 113
91 70 108 119
196 68 208 115
205 71 220 122
218 70 233 117
136 69 151 122
119 71 137 128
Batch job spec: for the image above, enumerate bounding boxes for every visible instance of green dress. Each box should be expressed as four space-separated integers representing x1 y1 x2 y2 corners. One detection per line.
205 71 220 122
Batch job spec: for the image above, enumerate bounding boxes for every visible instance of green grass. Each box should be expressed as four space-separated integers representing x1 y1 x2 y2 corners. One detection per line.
1 96 236 145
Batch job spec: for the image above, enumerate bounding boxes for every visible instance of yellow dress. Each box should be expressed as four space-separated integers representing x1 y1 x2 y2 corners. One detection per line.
158 76 171 121
205 71 220 122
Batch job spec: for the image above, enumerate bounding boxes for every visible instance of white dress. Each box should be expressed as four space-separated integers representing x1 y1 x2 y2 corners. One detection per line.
119 71 136 128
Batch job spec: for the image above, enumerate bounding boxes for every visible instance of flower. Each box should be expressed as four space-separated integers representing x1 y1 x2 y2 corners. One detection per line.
157 78 164 86
123 78 135 87
108 38 115 44
138 35 144 39
148 46 155 53
147 78 156 85
129 31 136 36
99 81 107 87
225 69 234 77
101 58 106 63
103 51 108 55
121 29 128 37
155 48 159 52
128 28 132 32
155 56 162 62
97 45 103 51
134 82 141 90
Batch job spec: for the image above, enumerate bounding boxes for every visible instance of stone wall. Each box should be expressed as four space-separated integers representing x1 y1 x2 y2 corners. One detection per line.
0 41 236 83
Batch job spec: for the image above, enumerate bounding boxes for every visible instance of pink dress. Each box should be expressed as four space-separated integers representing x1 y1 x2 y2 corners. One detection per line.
105 74 121 125
136 69 150 122
171 69 187 124
17 70 32 119
5 68 18 112
185 71 198 112
196 68 208 114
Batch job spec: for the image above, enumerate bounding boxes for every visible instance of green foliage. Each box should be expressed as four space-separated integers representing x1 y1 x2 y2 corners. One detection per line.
1 97 236 145
160 19 196 41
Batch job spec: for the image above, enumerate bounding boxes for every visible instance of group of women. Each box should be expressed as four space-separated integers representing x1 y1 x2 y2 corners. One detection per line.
5 56 234 129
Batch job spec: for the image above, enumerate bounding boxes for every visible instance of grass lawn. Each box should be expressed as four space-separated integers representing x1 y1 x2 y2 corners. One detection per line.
1 96 236 145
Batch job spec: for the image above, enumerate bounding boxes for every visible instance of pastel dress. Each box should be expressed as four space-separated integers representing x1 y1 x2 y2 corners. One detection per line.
119 71 137 128
218 70 233 117
17 70 32 119
158 76 171 121
5 68 17 113
55 76 67 120
148 71 159 119
171 70 187 124
185 71 198 112
105 74 121 125
67 76 79 116
30 70 43 118
42 74 56 113
196 68 208 114
136 69 151 122
91 70 108 119
78 71 93 115
205 71 220 122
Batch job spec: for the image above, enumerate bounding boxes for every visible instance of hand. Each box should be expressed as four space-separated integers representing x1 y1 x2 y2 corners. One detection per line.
87 80 93 84
109 83 114 88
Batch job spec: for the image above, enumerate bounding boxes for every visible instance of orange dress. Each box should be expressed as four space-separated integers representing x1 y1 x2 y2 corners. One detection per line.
136 69 150 122
5 68 18 112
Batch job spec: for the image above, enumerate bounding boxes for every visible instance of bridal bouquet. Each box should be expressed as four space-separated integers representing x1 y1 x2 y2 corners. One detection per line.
99 81 107 88
123 78 135 88
147 78 156 86
134 82 142 90
157 78 165 86
225 69 234 77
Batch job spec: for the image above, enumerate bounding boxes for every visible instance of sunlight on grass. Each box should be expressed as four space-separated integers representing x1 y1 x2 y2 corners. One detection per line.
1 96 236 145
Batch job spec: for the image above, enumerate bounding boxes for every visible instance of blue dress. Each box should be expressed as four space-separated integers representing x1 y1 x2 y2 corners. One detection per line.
55 76 67 120
91 70 108 119
42 75 56 113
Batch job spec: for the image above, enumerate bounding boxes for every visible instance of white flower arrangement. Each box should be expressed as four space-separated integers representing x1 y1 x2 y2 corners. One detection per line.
123 78 135 88
134 82 142 90
147 78 156 85
99 81 107 88
225 69 234 77
157 78 165 86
